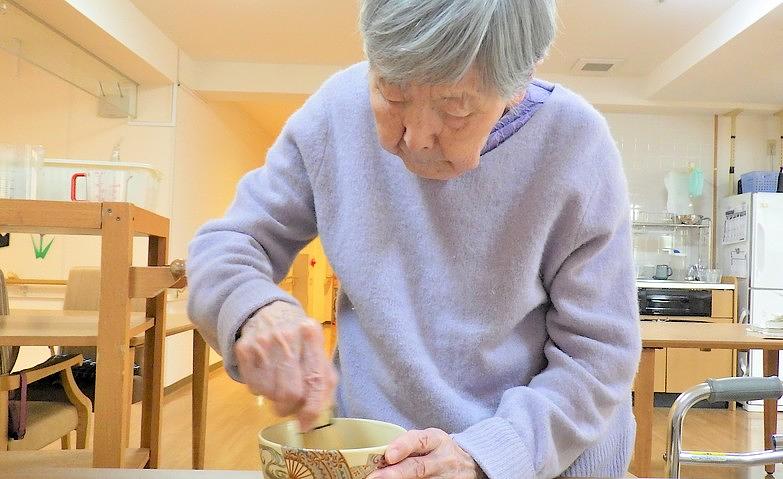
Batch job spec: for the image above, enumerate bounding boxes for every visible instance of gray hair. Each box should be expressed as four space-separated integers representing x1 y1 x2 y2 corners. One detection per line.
360 0 557 99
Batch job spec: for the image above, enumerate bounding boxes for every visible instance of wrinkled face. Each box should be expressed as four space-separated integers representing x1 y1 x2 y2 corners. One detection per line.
369 68 509 181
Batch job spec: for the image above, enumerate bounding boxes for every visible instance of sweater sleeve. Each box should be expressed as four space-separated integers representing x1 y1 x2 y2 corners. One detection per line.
453 126 641 478
186 92 328 381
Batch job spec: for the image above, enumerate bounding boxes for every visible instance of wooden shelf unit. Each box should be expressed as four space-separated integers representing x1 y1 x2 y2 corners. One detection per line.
639 279 739 395
0 200 174 470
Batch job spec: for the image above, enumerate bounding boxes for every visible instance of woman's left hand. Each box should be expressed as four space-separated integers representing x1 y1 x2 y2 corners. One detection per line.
368 428 481 479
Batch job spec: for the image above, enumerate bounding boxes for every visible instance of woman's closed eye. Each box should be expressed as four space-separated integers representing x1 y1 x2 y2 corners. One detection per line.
439 98 474 119
376 82 406 104
443 109 472 119
440 108 473 129
381 92 405 104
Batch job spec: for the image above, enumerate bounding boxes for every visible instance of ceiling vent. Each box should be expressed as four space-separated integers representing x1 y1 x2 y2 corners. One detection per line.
571 58 624 75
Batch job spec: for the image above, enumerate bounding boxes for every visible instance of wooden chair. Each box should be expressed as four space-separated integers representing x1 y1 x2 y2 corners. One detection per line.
1 354 92 451
58 267 215 469
0 270 18 376
19 268 145 407
0 269 92 452
54 267 145 405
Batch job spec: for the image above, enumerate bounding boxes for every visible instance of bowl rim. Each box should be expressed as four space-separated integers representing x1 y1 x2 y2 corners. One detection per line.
258 417 406 454
675 214 704 224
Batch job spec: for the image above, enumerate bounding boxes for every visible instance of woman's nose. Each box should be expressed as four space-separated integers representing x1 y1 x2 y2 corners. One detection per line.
402 109 439 152
403 127 435 152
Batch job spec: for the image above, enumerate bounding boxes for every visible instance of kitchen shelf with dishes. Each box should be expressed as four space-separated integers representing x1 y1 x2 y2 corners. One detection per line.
0 199 183 470
632 212 713 283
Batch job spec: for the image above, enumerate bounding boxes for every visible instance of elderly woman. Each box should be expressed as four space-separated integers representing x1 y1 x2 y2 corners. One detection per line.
187 0 641 477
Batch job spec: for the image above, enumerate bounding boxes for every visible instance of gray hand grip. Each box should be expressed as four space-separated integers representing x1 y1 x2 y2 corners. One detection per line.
706 377 783 403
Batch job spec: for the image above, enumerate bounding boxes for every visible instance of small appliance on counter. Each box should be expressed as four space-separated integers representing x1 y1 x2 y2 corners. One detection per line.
638 288 712 317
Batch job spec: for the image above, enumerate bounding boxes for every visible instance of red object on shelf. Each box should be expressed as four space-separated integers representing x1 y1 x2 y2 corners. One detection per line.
70 173 86 201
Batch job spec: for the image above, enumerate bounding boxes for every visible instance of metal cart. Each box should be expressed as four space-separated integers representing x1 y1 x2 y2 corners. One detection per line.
665 376 783 478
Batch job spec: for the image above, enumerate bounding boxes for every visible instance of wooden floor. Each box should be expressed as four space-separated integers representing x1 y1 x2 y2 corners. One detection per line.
47 368 285 470
49 369 783 478
649 406 777 479
131 370 283 470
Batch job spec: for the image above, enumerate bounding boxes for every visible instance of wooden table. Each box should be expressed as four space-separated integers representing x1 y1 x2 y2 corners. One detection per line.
631 321 783 477
130 313 211 470
0 310 210 470
4 469 256 479
0 310 154 346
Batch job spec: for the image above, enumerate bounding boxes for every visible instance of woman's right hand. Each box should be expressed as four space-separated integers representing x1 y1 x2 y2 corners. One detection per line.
233 300 338 430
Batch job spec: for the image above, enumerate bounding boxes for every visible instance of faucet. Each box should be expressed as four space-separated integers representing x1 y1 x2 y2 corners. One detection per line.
685 265 700 281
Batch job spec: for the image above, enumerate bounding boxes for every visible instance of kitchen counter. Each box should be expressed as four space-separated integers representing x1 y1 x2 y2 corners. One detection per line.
637 280 735 290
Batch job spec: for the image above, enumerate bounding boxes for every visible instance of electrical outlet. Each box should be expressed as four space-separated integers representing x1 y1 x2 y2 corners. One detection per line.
768 140 777 157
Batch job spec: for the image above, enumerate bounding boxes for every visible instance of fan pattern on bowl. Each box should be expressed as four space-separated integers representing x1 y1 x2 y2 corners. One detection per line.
260 444 387 479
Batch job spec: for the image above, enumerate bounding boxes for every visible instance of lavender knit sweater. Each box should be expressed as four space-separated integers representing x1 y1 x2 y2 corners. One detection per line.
187 62 641 479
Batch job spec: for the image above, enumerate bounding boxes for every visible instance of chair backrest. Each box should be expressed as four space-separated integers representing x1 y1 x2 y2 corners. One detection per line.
63 267 146 312
62 268 145 360
63 268 101 311
0 268 19 375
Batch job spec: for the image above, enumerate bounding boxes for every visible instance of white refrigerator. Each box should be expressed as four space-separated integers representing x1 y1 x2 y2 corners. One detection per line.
719 193 783 411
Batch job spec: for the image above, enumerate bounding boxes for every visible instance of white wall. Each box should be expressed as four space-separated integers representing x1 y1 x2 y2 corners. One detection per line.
0 48 172 278
170 87 271 260
0 48 274 384
603 110 779 275
605 112 716 217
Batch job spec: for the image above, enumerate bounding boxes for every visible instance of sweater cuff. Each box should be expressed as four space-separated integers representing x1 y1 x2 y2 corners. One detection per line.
217 278 300 381
453 417 534 479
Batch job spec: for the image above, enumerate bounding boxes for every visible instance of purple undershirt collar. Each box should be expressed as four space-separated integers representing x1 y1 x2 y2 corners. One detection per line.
481 79 554 155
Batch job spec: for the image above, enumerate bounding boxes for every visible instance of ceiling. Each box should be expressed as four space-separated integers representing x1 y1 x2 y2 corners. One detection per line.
130 0 364 65
131 0 782 135
540 0 740 76
132 0 742 75
656 4 783 104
